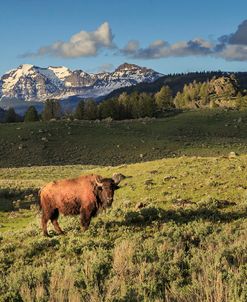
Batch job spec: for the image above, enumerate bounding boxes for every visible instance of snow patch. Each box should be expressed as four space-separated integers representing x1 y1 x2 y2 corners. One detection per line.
48 66 72 80
2 64 35 91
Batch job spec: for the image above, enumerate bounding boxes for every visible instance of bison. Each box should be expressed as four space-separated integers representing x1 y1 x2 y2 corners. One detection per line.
39 173 125 236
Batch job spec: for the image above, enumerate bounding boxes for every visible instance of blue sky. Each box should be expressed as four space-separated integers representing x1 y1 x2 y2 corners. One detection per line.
1 0 247 75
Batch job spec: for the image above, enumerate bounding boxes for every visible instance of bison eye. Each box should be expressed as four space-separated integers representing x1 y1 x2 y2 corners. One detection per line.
102 186 110 190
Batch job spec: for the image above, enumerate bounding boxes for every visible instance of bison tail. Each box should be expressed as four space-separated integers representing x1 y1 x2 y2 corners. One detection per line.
37 188 42 211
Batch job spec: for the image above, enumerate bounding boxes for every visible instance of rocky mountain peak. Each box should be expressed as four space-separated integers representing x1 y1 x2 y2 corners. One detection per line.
114 62 153 73
115 63 140 71
0 63 163 102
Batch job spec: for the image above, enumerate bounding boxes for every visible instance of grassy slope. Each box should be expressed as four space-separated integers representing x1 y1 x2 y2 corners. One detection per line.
1 110 247 301
0 109 247 167
0 155 247 301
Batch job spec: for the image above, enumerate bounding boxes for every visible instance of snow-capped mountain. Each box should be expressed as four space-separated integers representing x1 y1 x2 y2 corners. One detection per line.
0 63 163 102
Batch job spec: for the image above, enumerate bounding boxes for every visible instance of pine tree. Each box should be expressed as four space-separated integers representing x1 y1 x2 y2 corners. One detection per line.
174 92 183 108
138 93 156 117
74 100 85 120
83 99 98 120
118 92 133 119
154 86 173 111
24 106 39 122
98 99 116 119
129 92 141 118
4 107 19 123
42 99 62 121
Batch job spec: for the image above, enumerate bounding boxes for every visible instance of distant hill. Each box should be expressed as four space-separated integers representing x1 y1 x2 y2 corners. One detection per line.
103 71 247 99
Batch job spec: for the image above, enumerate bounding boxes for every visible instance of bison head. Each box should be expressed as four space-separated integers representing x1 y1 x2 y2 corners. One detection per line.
95 175 123 209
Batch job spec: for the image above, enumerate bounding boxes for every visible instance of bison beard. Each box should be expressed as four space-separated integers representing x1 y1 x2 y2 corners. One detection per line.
39 174 122 236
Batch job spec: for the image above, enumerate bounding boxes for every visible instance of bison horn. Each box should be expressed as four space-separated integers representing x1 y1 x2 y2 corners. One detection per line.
95 176 103 187
112 173 126 185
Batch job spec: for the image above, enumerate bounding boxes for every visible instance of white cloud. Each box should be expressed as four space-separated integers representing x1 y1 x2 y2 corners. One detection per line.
122 38 213 59
217 44 247 61
227 20 247 45
119 20 247 61
21 19 247 62
22 22 114 58
121 40 140 55
149 40 168 49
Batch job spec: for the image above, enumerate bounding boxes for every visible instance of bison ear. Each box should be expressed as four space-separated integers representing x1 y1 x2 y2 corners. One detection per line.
112 173 126 185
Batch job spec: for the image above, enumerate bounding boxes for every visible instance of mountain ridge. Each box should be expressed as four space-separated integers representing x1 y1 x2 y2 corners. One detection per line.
0 63 163 102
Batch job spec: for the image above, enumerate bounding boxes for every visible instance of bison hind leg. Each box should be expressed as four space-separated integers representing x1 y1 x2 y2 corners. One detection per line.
41 212 49 237
50 208 64 235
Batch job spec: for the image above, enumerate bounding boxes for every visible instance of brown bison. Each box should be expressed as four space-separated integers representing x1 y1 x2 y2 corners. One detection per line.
39 174 125 236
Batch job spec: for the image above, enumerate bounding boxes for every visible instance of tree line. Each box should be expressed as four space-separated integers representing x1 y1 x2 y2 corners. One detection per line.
2 85 174 123
2 75 247 123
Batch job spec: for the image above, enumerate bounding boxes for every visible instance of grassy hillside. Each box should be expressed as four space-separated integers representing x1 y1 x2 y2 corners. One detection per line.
0 155 247 301
1 109 247 168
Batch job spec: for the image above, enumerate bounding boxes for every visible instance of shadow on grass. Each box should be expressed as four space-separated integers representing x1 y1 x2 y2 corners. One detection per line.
107 204 247 228
0 188 39 212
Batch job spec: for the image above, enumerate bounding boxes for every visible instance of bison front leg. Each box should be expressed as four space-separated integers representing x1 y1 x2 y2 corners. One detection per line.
80 208 91 231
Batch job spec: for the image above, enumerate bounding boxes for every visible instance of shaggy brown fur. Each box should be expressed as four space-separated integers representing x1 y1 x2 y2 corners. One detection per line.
39 174 122 236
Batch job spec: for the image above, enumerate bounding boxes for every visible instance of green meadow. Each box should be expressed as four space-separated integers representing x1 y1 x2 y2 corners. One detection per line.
0 110 247 301
1 109 247 168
